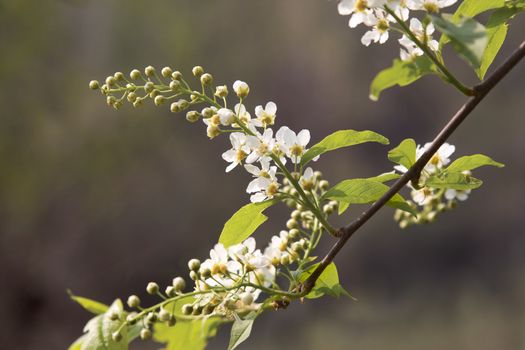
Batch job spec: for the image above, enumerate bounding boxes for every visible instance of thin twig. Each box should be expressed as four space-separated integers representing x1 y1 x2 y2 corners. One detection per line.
302 39 525 294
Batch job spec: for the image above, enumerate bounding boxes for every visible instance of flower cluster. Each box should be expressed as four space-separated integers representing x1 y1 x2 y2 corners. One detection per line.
393 142 471 227
336 0 457 61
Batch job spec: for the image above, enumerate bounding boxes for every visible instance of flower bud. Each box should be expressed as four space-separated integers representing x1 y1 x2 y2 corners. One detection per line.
133 99 143 108
169 80 181 91
192 305 203 315
112 330 123 342
127 92 137 103
140 328 152 340
192 65 204 77
170 102 180 113
200 267 212 279
291 242 302 252
130 69 141 80
154 95 166 106
319 180 329 190
165 286 176 297
145 65 156 77
280 253 291 265
288 228 300 239
171 71 182 81
182 304 193 315
109 310 120 321
146 312 157 323
105 76 117 86
214 85 228 98
202 107 215 118
200 73 213 86
233 80 250 98
161 67 173 78
314 171 323 180
186 111 201 123
168 315 176 327
202 304 215 315
146 282 159 295
89 80 100 90
291 210 301 220
286 219 298 229
206 124 220 139
323 204 333 215
144 81 155 93
240 292 254 305
159 308 171 322
114 72 125 81
126 312 137 325
172 277 186 292
188 259 201 271
189 270 199 281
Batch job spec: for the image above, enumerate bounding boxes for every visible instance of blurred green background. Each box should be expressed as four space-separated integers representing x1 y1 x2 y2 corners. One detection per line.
1 1 524 349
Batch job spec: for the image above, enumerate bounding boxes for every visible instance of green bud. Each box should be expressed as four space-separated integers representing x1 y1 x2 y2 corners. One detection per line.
192 65 204 77
200 267 211 279
159 309 171 322
106 95 116 106
144 65 156 77
146 312 157 323
188 259 201 271
89 80 100 90
192 305 203 315
144 81 155 93
126 295 140 309
214 85 228 98
240 292 254 305
189 270 199 281
314 171 323 180
146 282 159 295
202 107 215 118
200 73 213 86
172 277 186 291
291 242 302 252
323 204 333 215
154 95 166 106
288 228 300 239
109 310 120 321
105 76 117 86
178 99 189 110
182 304 193 315
133 99 144 108
280 253 291 265
126 83 136 91
169 80 181 91
170 102 180 113
149 89 159 99
165 286 175 297
127 92 137 103
171 71 182 80
319 180 329 191
114 72 125 81
126 313 137 325
130 69 141 80
291 210 301 220
161 66 173 78
140 328 152 340
202 304 215 315
286 219 298 229
112 330 123 342
186 111 200 123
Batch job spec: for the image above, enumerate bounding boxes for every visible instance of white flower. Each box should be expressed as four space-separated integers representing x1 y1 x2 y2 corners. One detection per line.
300 167 315 190
217 108 236 126
233 80 250 98
245 159 280 203
268 230 290 253
411 186 434 206
417 142 455 174
389 0 410 20
201 243 241 278
407 0 457 12
254 102 277 127
234 103 252 127
276 126 312 164
222 132 251 172
246 128 275 163
228 237 257 262
399 41 424 61
361 9 392 46
445 188 471 201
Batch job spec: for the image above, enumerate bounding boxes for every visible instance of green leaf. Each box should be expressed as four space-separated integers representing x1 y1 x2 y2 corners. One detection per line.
300 130 389 166
431 14 488 68
446 154 504 172
370 56 437 101
367 172 401 183
80 299 128 350
227 313 257 350
338 201 350 215
154 318 222 350
299 263 352 299
69 335 86 350
477 6 521 78
69 291 109 315
426 172 483 190
453 0 505 19
219 199 277 247
388 138 416 170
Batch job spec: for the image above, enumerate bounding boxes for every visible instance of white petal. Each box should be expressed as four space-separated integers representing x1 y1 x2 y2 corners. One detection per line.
245 164 261 176
225 162 238 173
250 192 267 203
265 101 277 115
297 129 311 146
338 0 355 15
222 149 236 162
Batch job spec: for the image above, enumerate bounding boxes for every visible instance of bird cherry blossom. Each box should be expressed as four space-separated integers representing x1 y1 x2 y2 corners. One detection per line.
222 132 251 172
254 102 277 128
276 126 312 164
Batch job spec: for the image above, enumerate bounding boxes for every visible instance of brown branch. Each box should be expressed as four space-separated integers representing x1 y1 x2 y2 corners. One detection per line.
302 39 525 294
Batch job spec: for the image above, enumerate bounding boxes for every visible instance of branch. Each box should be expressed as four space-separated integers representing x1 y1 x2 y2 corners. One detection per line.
302 39 525 294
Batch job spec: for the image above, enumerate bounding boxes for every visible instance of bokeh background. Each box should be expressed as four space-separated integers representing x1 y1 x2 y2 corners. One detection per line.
1 1 524 349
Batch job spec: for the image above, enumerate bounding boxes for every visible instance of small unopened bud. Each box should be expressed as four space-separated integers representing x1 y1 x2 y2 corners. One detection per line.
214 85 228 98
158 309 171 322
133 99 143 108
286 219 298 229
165 286 175 297
200 267 211 279
200 73 213 85
288 228 300 239
126 313 137 325
106 96 116 106
114 72 125 81
182 304 193 315
154 95 166 106
127 92 137 103
171 71 182 81
188 259 201 271
146 312 157 323
161 67 173 78
291 210 301 220
192 65 204 77
192 305 203 315
280 253 291 265
130 69 141 80
105 76 116 86
146 282 159 295
170 102 180 113
291 242 302 252
240 292 254 305
186 111 201 123
202 304 215 315
145 65 156 77
144 81 155 93
319 180 329 190
112 330 123 342
172 277 186 291
233 80 250 98
314 171 323 180
323 204 334 215
206 124 220 139
109 310 120 321
189 270 199 281
89 80 100 90
169 80 181 91
140 328 152 340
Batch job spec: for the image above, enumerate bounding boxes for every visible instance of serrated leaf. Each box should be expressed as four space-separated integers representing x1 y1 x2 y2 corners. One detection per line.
154 318 222 350
427 172 483 190
80 299 127 350
431 14 488 68
219 199 277 247
301 130 389 166
69 291 109 315
446 154 504 172
227 313 257 350
299 263 352 299
388 138 416 170
370 56 436 101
